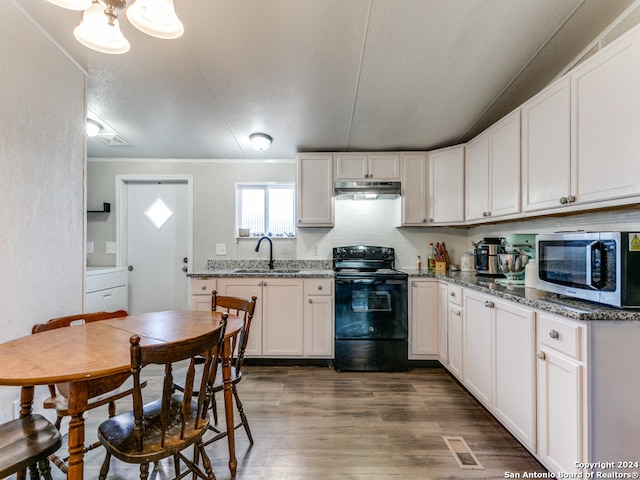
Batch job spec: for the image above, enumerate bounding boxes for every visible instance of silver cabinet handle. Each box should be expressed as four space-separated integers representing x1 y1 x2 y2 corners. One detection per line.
484 300 494 308
317 285 323 291
450 291 455 297
201 285 207 291
453 310 461 316
537 351 546 360
549 329 559 340
308 298 313 304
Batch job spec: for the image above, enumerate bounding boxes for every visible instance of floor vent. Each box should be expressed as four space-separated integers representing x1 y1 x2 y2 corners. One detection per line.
443 435 484 470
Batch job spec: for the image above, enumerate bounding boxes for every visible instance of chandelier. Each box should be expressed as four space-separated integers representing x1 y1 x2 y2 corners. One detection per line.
47 0 184 54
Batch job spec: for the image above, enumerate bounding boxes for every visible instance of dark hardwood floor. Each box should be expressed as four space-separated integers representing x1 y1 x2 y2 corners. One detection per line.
26 366 547 479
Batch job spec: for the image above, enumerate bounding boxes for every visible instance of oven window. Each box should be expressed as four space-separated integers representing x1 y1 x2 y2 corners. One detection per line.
351 291 391 312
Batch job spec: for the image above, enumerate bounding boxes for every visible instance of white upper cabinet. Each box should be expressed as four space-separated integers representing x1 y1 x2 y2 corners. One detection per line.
521 77 572 212
429 145 465 224
570 26 640 204
399 153 428 225
334 153 401 180
465 110 521 222
296 154 334 227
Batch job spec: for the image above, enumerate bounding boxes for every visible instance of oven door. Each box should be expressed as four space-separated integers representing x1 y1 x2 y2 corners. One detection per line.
335 276 408 340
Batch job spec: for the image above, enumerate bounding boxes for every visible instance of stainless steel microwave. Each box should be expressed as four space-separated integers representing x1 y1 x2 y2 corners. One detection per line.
537 232 640 308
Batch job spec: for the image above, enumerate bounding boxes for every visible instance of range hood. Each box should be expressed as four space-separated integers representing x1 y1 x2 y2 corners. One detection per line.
334 181 401 199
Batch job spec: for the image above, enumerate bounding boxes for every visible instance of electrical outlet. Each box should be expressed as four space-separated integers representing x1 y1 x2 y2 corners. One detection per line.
216 243 226 255
12 400 20 419
86 241 94 254
106 241 117 254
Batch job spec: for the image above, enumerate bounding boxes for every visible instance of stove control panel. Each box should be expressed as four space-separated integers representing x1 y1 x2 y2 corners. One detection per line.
333 246 395 261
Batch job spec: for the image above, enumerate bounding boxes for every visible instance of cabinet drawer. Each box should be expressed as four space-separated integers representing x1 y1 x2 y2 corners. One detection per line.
537 313 583 360
304 278 333 296
85 286 127 312
191 278 217 295
448 284 463 306
85 269 127 293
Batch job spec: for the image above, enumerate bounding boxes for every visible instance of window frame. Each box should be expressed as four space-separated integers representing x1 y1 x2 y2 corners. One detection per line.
235 182 296 238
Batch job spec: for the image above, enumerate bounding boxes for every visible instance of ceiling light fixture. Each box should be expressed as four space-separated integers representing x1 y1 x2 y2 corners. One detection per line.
249 133 273 151
48 0 183 54
86 118 103 137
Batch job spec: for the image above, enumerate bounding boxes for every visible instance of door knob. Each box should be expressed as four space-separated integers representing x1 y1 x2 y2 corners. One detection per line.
128 265 134 271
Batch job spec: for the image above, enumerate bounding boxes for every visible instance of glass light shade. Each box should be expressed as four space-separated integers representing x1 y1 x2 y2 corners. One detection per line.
73 2 130 54
86 119 102 137
250 133 273 151
126 0 184 39
46 0 92 10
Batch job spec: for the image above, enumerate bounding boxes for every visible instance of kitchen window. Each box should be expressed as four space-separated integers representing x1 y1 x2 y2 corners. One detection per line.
236 183 295 238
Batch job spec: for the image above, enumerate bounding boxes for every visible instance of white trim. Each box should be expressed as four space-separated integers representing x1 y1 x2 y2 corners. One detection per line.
90 157 295 164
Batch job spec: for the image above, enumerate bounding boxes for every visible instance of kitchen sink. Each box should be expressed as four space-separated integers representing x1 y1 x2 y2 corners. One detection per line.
233 269 300 274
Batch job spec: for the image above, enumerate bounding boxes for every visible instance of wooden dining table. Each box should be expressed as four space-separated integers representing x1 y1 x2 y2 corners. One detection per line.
0 310 244 480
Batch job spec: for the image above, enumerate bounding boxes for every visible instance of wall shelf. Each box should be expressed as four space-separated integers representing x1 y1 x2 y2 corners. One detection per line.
87 202 111 214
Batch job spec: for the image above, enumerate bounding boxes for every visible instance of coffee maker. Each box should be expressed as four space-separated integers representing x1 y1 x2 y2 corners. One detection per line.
474 237 505 277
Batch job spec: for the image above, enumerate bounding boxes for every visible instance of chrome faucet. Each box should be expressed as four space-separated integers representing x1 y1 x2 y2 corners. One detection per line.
255 236 274 269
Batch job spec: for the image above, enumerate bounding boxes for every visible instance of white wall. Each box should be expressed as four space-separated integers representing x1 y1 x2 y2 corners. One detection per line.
0 2 85 422
87 159 470 270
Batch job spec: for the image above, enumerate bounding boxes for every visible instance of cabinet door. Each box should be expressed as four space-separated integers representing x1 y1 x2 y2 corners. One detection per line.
368 154 401 180
429 145 465 224
262 279 304 356
489 110 521 217
400 153 428 225
190 278 216 311
494 300 536 450
304 294 333 357
216 278 263 357
409 279 439 358
334 154 368 179
537 348 583 475
437 282 448 365
522 77 571 212
571 28 640 205
447 304 463 380
462 290 493 407
296 154 334 227
465 133 490 221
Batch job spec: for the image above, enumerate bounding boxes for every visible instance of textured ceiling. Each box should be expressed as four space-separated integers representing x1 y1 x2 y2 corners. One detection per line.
15 0 636 159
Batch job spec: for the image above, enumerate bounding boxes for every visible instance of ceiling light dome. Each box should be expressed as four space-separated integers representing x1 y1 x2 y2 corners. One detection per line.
126 0 184 39
86 118 103 137
250 133 273 151
73 2 130 54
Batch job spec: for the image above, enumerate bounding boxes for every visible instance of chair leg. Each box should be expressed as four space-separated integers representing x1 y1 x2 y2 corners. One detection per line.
139 462 149 480
197 441 216 480
98 452 111 480
232 385 253 444
38 458 54 480
28 464 40 480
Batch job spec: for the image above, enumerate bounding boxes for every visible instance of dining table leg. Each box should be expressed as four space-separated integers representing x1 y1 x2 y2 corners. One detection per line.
66 381 89 480
16 386 35 480
222 336 237 476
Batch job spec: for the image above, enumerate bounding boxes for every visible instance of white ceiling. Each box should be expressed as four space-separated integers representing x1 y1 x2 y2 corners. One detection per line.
17 0 636 159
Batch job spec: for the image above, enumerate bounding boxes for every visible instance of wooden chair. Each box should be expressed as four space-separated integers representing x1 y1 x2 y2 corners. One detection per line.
97 313 228 480
0 414 62 480
173 291 258 445
31 310 147 472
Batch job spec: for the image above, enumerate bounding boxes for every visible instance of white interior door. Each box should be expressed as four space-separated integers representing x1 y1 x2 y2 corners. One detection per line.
123 179 190 314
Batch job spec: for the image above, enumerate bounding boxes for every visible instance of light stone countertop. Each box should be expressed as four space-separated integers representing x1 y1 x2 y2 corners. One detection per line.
189 260 640 321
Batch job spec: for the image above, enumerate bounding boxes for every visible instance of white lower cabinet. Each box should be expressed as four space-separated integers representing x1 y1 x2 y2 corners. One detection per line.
536 312 585 476
437 282 448 364
409 278 439 358
189 277 217 311
215 277 332 358
446 284 464 380
494 299 536 451
462 289 494 407
85 268 128 312
304 278 334 357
